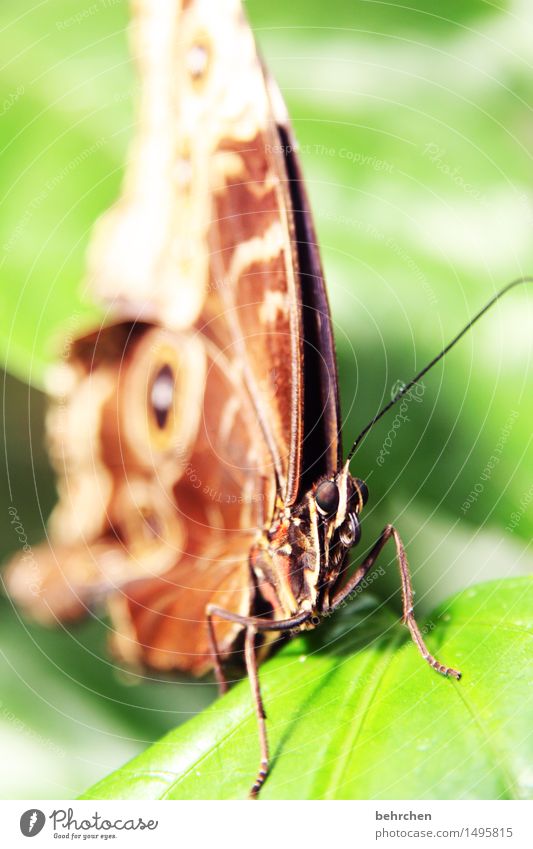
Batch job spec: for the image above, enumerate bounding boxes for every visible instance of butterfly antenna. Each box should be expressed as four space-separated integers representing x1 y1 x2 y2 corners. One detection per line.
346 276 533 464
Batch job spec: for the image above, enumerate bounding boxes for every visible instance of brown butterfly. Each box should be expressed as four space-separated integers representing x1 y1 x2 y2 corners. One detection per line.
5 0 528 798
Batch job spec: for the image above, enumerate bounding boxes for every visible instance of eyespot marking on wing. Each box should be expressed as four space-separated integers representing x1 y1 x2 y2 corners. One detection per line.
150 364 175 430
186 35 211 84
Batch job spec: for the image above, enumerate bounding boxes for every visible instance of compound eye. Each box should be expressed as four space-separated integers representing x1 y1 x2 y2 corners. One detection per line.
354 478 369 509
315 480 340 517
150 364 175 430
339 512 361 548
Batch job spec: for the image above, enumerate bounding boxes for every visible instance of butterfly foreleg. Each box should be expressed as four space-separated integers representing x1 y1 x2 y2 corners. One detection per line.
244 626 269 799
205 605 312 798
206 608 229 695
329 524 461 680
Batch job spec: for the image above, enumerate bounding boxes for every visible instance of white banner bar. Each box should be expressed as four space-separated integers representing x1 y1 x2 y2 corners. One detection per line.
2 799 531 848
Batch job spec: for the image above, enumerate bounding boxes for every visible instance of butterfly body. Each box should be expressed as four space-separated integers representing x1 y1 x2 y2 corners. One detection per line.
250 469 366 622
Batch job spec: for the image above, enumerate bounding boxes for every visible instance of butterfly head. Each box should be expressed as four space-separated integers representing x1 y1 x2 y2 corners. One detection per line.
253 464 368 621
314 468 369 544
310 464 368 610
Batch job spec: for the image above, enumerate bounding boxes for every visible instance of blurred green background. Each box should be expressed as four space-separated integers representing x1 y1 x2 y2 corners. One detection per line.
0 0 531 798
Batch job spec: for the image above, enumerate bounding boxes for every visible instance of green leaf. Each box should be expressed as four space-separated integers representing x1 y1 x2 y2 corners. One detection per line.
81 577 533 800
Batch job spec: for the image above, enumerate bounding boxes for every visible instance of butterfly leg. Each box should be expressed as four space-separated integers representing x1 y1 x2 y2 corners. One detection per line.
206 605 312 797
330 524 461 680
206 609 229 695
244 626 269 799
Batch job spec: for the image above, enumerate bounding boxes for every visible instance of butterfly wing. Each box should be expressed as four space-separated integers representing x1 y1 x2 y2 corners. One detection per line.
87 0 341 503
5 0 341 674
6 322 275 673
